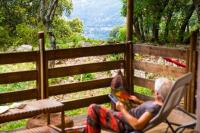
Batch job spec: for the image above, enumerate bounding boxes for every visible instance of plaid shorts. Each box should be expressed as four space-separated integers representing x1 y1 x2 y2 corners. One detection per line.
86 104 127 133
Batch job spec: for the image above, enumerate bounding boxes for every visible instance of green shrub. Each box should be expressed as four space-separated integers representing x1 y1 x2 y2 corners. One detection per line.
109 25 126 42
15 23 39 47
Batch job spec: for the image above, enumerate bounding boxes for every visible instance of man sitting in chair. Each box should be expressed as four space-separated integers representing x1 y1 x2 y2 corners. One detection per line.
85 77 173 133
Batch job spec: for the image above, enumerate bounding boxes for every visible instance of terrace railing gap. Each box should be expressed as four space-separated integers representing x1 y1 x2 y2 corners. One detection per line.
0 31 198 113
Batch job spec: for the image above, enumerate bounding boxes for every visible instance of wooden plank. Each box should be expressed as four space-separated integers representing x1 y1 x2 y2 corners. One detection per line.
126 0 133 41
63 95 109 111
190 31 198 113
49 78 112 96
0 70 37 84
0 89 38 104
36 53 41 99
134 44 187 59
124 42 134 93
38 31 48 99
184 49 190 109
48 60 124 78
46 44 125 60
134 61 186 77
134 77 154 90
0 51 38 65
197 48 200 131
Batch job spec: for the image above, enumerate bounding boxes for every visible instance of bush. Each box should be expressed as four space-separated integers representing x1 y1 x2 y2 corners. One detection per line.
109 25 126 42
15 23 39 47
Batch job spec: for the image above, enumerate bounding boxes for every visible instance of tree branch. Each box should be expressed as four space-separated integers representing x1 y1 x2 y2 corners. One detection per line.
45 0 58 23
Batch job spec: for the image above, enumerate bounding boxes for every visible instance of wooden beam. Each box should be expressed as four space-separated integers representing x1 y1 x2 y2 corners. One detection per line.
48 60 124 78
196 31 200 132
0 51 38 65
187 31 198 113
125 42 134 94
0 70 37 84
134 44 187 59
63 95 110 111
36 51 42 99
134 77 154 90
126 0 134 41
0 89 38 104
125 0 134 94
46 44 125 60
184 49 190 109
134 61 186 77
49 78 112 96
38 31 48 99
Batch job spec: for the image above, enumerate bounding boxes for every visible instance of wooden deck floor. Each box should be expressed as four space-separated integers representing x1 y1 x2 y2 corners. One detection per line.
72 114 196 133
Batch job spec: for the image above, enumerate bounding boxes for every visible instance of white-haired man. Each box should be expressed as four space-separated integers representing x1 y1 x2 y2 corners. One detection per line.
85 78 173 133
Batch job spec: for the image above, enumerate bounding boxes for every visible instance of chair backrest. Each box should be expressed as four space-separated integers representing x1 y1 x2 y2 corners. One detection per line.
144 72 192 131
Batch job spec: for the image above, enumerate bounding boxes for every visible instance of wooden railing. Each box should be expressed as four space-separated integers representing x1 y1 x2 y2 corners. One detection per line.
1 31 195 112
133 44 188 91
0 51 39 104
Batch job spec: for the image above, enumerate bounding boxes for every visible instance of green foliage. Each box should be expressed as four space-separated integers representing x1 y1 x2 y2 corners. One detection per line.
67 18 83 33
0 120 27 131
106 54 123 61
120 0 198 43
109 25 126 42
68 33 86 46
0 0 83 50
134 86 152 96
74 73 95 82
15 23 39 46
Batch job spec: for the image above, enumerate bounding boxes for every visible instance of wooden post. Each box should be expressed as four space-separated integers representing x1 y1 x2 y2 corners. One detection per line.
184 49 190 110
38 31 48 99
126 0 134 41
125 42 134 93
36 52 42 99
185 31 198 113
196 30 200 132
125 0 134 93
188 31 198 113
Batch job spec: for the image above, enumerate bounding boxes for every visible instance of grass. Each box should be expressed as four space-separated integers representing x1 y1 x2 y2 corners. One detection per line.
0 120 27 131
134 86 153 96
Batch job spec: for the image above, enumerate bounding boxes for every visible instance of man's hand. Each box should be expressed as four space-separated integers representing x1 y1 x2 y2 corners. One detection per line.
116 101 126 111
129 95 144 104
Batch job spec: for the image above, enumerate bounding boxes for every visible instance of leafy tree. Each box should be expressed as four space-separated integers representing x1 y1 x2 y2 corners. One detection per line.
119 0 198 43
39 0 73 31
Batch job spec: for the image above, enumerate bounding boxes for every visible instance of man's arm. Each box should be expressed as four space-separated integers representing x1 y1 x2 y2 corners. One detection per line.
116 102 153 130
129 95 144 104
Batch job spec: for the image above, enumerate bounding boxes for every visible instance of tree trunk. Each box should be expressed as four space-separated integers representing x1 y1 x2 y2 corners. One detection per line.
152 0 169 42
39 0 58 32
133 16 142 41
152 23 159 42
193 0 200 20
178 4 195 42
164 11 173 42
39 0 58 49
139 15 145 42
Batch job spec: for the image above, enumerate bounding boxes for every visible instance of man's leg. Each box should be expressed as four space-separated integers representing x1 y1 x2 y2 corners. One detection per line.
86 104 124 133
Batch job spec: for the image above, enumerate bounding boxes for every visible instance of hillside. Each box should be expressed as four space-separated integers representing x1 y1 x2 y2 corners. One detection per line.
69 0 125 40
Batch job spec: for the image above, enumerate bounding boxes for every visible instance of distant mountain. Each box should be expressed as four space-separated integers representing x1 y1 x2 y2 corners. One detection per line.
68 0 125 40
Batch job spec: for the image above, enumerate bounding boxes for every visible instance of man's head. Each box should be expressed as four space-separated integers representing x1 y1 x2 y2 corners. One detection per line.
154 77 173 102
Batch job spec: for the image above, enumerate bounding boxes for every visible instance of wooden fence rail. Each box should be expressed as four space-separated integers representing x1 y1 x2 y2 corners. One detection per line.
0 31 195 112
